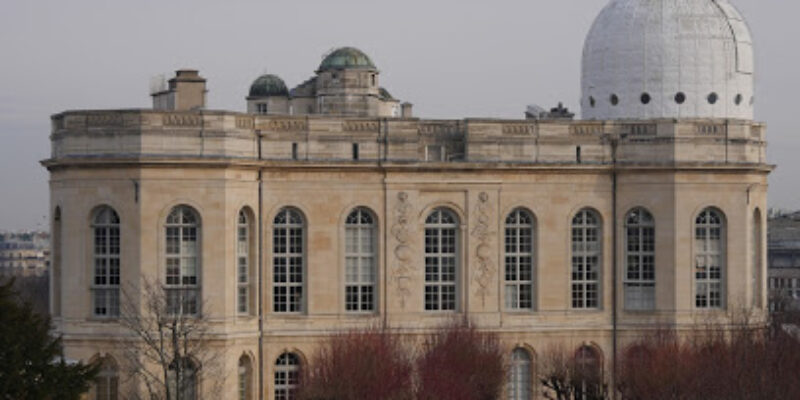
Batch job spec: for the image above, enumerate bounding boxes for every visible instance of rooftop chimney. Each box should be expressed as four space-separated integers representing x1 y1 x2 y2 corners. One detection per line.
401 102 413 118
151 69 207 111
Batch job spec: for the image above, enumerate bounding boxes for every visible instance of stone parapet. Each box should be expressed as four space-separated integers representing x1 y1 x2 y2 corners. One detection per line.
49 110 768 167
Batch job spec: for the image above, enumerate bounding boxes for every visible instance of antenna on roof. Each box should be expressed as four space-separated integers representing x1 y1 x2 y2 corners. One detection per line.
149 74 167 95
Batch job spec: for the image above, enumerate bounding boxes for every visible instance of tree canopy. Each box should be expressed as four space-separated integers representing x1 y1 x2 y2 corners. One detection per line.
0 279 98 400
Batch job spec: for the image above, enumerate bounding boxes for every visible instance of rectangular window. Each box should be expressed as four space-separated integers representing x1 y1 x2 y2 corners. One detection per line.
624 211 656 311
571 210 601 309
425 145 444 162
352 143 359 160
291 143 298 160
92 210 121 318
424 210 458 311
237 214 250 316
273 210 304 313
504 210 535 310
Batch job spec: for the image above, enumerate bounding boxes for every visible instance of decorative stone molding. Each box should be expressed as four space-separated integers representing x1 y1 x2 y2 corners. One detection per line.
343 120 379 133
163 114 203 127
695 123 725 135
502 124 533 135
236 117 254 129
389 192 413 309
419 122 460 135
87 114 124 127
470 192 495 305
570 124 603 136
628 124 657 136
267 119 307 132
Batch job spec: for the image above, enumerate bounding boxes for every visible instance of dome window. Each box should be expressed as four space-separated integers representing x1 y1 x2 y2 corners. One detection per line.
640 93 651 105
708 93 718 105
750 96 755 106
675 92 686 104
735 94 743 105
589 96 596 108
610 94 619 106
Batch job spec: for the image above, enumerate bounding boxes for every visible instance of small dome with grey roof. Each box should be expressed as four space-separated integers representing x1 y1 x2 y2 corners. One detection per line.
318 47 377 72
249 74 289 98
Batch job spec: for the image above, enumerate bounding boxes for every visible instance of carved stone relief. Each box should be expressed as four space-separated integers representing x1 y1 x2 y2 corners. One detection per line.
470 192 495 305
390 192 413 309
163 114 203 127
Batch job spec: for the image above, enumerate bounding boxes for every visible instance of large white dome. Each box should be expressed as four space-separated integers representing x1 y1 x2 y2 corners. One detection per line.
581 0 754 120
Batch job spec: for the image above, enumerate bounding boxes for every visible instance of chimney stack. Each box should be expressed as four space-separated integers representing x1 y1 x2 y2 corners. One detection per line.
401 102 413 118
151 69 207 111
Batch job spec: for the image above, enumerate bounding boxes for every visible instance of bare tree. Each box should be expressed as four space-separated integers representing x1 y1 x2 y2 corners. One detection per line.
297 327 414 400
539 345 608 400
118 278 223 400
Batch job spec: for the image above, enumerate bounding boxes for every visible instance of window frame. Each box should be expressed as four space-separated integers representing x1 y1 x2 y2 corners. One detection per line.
694 207 726 310
238 355 253 400
93 356 119 400
424 207 460 312
272 208 306 314
236 209 254 316
91 206 121 318
344 207 377 313
507 348 533 400
274 353 300 400
623 207 655 311
164 205 201 317
504 208 536 311
571 208 602 310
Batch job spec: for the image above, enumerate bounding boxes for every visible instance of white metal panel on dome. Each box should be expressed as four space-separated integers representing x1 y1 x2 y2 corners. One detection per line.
581 0 755 121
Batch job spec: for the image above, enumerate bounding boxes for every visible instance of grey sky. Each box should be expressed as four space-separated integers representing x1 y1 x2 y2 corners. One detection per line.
0 0 796 231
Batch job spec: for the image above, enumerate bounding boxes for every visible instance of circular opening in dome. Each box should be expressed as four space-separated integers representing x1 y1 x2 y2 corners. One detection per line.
640 93 651 105
589 96 596 108
610 94 619 106
708 93 718 105
735 94 743 105
675 92 686 104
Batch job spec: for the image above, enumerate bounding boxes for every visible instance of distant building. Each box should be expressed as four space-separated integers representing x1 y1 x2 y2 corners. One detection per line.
0 232 50 277
768 211 800 312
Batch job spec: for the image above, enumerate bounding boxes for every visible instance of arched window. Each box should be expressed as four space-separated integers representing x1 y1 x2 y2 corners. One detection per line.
275 353 300 400
575 346 602 399
93 356 119 400
168 358 198 400
165 206 201 316
92 207 121 318
237 209 253 315
695 208 725 309
571 209 601 309
624 208 655 310
424 208 459 311
752 209 763 309
345 208 377 312
273 208 305 313
505 209 535 310
239 355 253 400
507 348 532 400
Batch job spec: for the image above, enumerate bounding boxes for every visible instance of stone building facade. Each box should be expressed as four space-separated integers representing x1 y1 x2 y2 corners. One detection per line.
0 232 50 277
45 1 769 399
768 212 800 312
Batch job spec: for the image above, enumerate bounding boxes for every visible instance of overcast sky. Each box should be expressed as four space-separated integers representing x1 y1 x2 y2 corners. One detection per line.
0 0 796 231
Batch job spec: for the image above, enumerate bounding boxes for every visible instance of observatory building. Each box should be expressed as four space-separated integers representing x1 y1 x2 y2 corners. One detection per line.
45 0 768 399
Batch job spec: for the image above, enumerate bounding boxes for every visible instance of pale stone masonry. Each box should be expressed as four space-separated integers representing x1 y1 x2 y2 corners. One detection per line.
44 1 770 399
45 110 770 399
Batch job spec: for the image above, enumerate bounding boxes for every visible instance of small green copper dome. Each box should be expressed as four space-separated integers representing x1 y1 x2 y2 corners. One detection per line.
318 47 377 71
249 74 289 97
